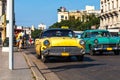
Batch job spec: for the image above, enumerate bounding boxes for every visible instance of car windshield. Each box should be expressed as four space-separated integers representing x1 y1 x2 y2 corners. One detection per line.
90 31 111 37
41 29 75 38
75 33 82 38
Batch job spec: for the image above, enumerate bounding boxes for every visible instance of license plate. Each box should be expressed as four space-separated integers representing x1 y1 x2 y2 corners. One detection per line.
107 48 112 50
61 52 69 56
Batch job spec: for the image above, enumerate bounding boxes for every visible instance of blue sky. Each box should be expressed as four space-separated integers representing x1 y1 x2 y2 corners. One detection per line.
15 0 100 28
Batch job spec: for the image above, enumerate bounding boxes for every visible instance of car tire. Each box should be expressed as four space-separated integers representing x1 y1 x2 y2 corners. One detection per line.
114 51 119 55
36 54 41 59
90 50 95 55
76 55 84 61
89 45 95 55
66 56 72 62
41 54 48 63
99 51 103 55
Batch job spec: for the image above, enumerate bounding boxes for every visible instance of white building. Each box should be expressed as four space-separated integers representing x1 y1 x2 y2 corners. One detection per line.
85 5 95 11
85 5 100 16
57 7 69 22
57 6 100 23
100 0 120 32
38 23 46 30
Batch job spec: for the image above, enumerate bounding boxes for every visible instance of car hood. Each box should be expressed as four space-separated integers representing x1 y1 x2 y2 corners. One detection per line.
96 37 119 44
46 37 80 46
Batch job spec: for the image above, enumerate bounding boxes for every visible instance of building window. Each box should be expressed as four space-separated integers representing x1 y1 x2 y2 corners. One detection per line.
108 3 110 11
101 1 103 4
65 16 67 20
116 0 118 8
104 0 106 3
61 15 64 19
101 5 103 13
112 1 114 9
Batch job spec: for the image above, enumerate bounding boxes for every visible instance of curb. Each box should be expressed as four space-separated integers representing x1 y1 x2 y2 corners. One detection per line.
23 53 46 80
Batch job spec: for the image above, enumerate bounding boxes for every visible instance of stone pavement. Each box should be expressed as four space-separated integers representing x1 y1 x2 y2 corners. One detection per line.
0 46 34 80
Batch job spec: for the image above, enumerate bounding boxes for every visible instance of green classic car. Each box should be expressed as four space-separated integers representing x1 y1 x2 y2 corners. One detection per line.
81 29 120 55
35 28 85 62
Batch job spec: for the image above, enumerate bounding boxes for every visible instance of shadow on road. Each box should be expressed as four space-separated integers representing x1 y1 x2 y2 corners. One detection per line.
43 63 105 73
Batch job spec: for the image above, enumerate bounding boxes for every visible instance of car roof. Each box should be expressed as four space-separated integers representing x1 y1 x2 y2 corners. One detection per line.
84 29 109 32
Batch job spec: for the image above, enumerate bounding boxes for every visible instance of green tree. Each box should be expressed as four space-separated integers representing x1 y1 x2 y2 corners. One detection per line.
50 14 100 31
31 29 42 39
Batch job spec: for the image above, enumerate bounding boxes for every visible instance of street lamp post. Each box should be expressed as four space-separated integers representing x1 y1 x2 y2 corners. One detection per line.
7 0 14 70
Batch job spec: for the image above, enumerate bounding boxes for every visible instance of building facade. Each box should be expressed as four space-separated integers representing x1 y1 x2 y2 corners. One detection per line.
58 6 100 23
68 10 83 21
57 7 69 22
38 23 46 30
85 5 100 17
14 25 34 40
100 0 120 31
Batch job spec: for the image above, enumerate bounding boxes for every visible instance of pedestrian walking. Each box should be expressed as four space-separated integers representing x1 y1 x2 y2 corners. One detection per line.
18 36 23 51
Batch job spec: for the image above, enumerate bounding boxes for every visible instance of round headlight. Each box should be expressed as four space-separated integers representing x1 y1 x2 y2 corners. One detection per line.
43 40 50 46
80 40 85 45
94 39 98 44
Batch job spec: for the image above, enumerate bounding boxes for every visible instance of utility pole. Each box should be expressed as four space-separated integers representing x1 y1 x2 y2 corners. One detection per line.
6 0 14 70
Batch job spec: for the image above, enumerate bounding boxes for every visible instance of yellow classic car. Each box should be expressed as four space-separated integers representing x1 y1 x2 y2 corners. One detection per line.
35 28 85 62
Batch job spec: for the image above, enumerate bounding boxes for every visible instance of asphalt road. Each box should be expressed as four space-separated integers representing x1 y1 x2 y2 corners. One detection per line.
26 47 120 80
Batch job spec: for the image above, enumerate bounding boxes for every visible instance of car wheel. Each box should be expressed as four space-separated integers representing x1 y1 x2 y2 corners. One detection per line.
36 49 41 59
90 50 96 55
99 51 103 55
41 54 48 63
114 51 119 55
76 55 84 61
36 54 41 59
89 45 95 55
66 56 72 61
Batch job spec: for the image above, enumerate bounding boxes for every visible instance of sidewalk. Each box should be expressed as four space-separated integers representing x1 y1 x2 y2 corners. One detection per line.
0 46 33 80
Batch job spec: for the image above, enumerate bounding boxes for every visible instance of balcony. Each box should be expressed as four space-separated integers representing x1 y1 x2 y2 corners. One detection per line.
101 6 119 16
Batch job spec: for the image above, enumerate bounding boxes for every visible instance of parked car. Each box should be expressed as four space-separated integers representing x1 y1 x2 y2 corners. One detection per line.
81 29 120 55
35 28 85 62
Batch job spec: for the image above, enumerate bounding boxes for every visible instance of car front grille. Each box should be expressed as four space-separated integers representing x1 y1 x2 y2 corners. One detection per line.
48 46 83 54
97 44 118 48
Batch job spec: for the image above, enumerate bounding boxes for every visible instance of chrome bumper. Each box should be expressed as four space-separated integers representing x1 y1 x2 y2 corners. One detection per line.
42 46 85 56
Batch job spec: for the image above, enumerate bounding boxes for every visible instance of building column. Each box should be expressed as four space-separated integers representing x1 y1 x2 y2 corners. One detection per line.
114 0 117 9
100 17 103 29
0 1 6 44
101 19 104 29
118 0 120 8
118 11 120 27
